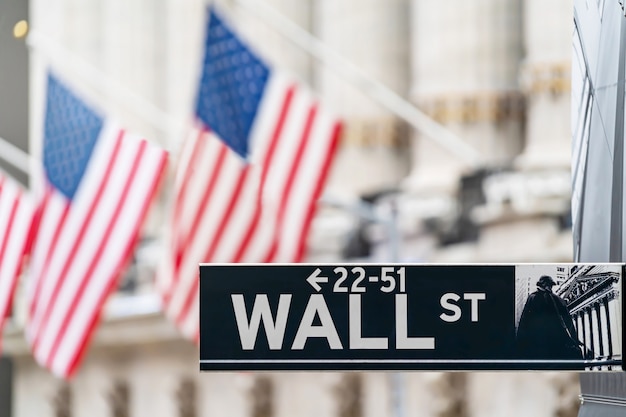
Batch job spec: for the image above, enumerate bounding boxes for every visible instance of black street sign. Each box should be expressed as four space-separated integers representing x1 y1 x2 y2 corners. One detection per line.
199 264 624 371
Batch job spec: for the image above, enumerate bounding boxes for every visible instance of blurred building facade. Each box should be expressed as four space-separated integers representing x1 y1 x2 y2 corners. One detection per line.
3 0 578 416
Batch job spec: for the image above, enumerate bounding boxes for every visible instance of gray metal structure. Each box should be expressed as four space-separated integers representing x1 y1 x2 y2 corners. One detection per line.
573 0 626 415
0 357 12 417
0 0 29 186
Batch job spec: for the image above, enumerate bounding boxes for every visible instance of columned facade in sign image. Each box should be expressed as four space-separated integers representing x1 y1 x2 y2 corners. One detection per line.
556 265 622 369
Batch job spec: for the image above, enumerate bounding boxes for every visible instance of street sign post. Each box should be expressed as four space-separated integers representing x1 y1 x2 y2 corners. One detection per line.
199 264 623 371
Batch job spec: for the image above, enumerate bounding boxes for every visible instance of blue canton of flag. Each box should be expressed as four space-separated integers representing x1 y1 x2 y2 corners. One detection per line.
195 8 270 159
44 74 103 199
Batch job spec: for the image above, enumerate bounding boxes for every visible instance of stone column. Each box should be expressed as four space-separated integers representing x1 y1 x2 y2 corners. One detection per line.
403 373 459 417
595 303 605 357
599 299 610 358
581 310 588 348
163 0 205 150
361 373 393 417
101 0 165 142
577 313 585 344
516 0 573 170
198 371 254 417
608 298 622 357
465 0 572 264
602 298 614 358
272 372 340 417
407 0 524 196
315 0 411 197
589 307 596 354
62 0 103 67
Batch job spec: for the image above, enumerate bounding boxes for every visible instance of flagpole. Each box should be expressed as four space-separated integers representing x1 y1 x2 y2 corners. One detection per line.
0 136 30 175
230 0 484 167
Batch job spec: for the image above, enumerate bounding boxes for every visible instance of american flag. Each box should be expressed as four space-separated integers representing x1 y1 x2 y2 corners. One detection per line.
0 173 33 349
26 73 168 378
158 8 341 341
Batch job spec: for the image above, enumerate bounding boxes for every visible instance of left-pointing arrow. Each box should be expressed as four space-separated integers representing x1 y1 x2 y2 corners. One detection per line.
306 268 328 292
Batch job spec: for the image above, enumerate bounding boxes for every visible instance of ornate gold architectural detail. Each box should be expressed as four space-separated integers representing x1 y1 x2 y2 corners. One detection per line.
416 91 525 124
520 62 571 96
340 117 410 148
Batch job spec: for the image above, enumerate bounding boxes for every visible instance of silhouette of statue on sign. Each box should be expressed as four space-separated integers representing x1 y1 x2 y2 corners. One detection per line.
516 275 586 363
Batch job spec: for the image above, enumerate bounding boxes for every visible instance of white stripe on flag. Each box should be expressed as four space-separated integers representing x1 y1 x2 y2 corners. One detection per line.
53 136 166 375
0 176 32 332
275 106 339 262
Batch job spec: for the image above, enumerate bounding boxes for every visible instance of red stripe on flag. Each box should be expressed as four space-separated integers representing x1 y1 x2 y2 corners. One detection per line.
44 138 147 368
232 85 295 262
0 196 20 319
263 103 317 263
173 142 228 276
28 188 65 321
31 131 125 353
161 131 206 306
173 129 207 227
65 145 168 377
22 187 42 259
176 166 252 327
294 121 342 262
5 192 34 322
0 181 20 320
172 129 209 270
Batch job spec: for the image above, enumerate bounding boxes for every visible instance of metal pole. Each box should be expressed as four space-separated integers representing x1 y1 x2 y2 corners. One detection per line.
0 136 30 175
387 199 405 417
322 194 406 417
231 0 483 167
0 357 12 417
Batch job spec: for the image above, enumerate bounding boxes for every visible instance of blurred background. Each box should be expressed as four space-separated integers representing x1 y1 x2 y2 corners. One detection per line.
0 0 578 416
